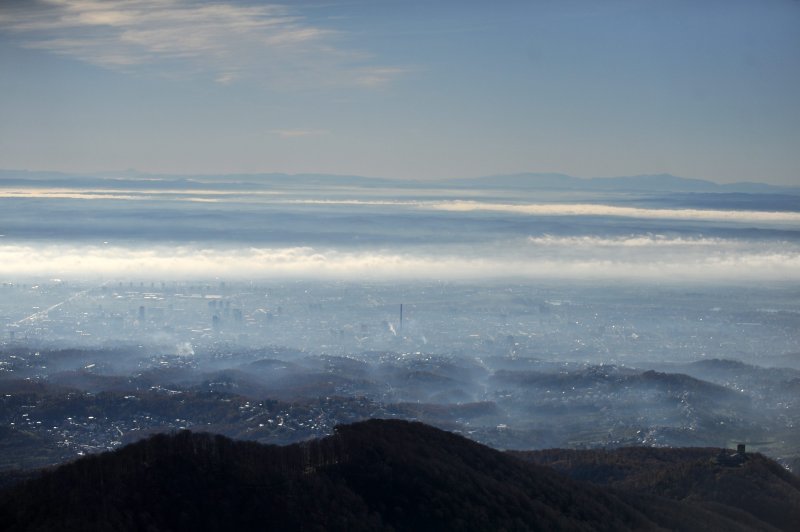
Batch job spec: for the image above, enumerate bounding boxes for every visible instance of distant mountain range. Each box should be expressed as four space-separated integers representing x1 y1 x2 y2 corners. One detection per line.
1 169 798 195
449 172 800 194
1 419 798 531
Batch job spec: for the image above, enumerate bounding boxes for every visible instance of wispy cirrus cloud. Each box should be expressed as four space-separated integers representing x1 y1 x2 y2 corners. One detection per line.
272 129 330 139
0 0 407 87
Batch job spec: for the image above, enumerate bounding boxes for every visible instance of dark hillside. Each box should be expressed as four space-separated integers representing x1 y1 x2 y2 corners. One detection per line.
1 420 797 531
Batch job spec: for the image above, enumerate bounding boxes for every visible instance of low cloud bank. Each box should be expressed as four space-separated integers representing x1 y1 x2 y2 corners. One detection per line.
1 238 798 282
5 192 800 227
428 201 800 224
527 234 758 247
283 199 800 225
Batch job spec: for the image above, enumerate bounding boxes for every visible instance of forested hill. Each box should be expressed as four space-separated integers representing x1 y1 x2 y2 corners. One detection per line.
513 446 800 531
1 419 798 531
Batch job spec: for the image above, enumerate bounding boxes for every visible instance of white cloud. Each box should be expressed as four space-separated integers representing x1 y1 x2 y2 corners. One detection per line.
526 235 743 247
0 0 405 87
3 188 798 227
353 67 413 88
277 198 800 226
0 241 798 282
427 201 800 225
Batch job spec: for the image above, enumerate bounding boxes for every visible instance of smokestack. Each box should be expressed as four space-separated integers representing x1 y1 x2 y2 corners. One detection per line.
400 304 403 333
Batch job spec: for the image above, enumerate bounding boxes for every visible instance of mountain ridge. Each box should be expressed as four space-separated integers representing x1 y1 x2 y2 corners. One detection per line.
1 169 797 195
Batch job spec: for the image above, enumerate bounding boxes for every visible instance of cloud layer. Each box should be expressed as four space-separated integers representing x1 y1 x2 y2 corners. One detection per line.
428 201 800 224
283 199 800 225
1 238 798 282
3 190 798 227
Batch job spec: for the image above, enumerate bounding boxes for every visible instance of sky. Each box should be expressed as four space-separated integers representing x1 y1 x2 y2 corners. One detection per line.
0 0 799 185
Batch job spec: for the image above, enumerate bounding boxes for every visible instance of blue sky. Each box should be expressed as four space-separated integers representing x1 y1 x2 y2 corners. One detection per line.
1 0 798 184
